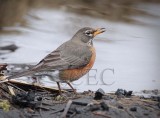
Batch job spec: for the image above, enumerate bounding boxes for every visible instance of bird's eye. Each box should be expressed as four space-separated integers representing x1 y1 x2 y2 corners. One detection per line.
85 30 92 37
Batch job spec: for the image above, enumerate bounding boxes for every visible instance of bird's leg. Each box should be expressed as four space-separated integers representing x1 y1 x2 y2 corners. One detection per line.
56 82 62 95
67 82 77 94
32 76 40 85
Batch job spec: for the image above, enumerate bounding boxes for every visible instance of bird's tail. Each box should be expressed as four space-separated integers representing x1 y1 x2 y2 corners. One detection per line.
0 70 35 83
7 70 35 80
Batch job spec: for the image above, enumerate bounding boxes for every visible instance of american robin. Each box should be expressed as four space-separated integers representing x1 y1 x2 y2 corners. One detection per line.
3 27 105 94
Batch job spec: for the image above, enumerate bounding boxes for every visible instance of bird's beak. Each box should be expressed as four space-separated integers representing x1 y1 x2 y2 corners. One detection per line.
93 28 106 37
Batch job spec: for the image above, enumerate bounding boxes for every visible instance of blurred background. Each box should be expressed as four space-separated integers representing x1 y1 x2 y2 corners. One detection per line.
0 0 160 92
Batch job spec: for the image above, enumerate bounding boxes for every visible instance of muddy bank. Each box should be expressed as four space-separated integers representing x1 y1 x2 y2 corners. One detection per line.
0 64 160 118
0 78 159 118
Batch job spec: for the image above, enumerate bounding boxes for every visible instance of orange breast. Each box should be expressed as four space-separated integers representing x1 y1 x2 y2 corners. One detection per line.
59 47 96 82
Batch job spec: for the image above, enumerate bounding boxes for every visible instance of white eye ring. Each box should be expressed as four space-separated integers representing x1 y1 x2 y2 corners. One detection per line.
85 30 93 37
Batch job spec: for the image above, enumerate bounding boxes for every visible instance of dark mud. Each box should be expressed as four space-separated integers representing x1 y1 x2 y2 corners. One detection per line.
0 78 159 118
0 64 160 118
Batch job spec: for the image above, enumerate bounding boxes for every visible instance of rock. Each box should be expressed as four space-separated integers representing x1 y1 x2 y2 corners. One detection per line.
94 88 105 100
151 96 160 102
100 101 109 111
0 43 18 52
73 97 91 106
126 91 133 97
115 89 132 97
115 89 125 96
130 107 137 112
12 91 39 108
117 105 123 109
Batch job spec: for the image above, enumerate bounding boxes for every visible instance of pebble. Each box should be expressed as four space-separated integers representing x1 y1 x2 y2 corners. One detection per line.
94 88 105 100
100 102 109 111
118 105 123 109
130 107 137 112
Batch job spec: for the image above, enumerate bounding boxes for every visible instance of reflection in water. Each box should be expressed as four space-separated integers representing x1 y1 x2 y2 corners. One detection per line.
0 3 160 92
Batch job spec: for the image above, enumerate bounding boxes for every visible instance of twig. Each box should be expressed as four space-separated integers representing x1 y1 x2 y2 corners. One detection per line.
60 100 72 118
72 101 88 106
7 82 27 93
50 108 64 114
70 112 76 118
8 86 16 96
92 111 111 118
0 90 10 100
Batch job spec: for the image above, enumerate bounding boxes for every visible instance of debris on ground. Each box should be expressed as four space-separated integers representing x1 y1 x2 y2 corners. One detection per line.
115 88 133 97
0 80 159 118
0 64 160 118
0 100 10 112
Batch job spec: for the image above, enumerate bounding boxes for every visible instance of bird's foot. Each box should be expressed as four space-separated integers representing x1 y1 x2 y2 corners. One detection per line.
32 77 43 86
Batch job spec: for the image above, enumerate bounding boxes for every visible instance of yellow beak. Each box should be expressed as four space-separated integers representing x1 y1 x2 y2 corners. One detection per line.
93 28 106 37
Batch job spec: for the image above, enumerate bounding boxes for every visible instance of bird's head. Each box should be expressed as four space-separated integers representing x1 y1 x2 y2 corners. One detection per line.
72 27 106 45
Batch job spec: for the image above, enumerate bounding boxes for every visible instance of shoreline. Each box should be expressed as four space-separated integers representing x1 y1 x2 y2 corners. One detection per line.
0 79 159 118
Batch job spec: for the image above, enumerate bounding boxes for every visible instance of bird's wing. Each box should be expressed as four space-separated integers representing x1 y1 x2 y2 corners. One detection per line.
32 41 92 71
6 41 92 80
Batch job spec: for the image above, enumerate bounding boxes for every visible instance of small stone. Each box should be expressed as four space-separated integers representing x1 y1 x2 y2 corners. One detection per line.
115 89 132 97
27 108 34 113
100 102 109 111
118 105 123 109
36 97 42 101
94 88 105 100
130 107 137 112
115 89 125 96
126 91 133 97
0 43 18 52
152 89 158 95
151 96 160 102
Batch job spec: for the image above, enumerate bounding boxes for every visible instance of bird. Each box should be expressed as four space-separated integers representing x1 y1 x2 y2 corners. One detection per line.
2 27 106 94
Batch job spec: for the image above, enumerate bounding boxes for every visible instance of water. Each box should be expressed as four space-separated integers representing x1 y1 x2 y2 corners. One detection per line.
0 4 160 92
